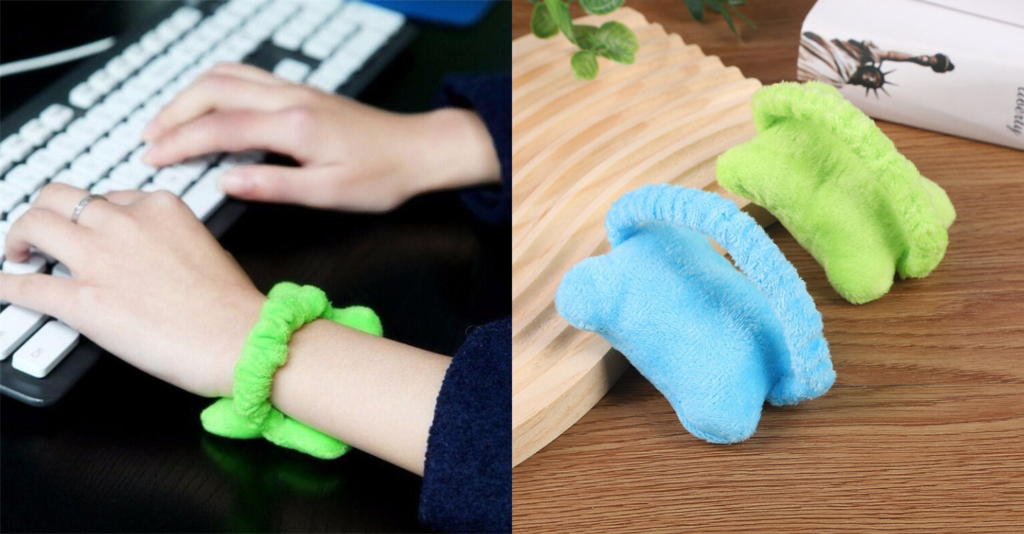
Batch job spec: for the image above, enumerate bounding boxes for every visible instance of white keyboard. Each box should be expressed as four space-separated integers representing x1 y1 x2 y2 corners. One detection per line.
0 0 407 390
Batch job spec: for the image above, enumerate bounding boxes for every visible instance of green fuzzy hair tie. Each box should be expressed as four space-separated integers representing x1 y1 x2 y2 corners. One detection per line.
201 282 383 459
716 81 955 304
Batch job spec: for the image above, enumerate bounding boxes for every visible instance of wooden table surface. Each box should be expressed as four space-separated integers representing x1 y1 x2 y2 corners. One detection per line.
512 1 1024 531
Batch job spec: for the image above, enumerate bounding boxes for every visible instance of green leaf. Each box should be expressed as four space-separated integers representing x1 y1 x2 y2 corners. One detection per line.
574 24 600 49
718 3 740 38
578 0 624 15
731 6 756 30
545 0 576 43
571 50 599 80
684 0 705 21
592 21 639 64
531 2 558 38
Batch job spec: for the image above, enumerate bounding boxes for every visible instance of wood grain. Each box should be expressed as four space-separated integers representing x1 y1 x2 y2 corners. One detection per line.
513 0 1024 531
512 7 765 467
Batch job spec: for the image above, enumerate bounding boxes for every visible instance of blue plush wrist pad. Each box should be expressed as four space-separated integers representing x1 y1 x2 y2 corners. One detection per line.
556 184 835 444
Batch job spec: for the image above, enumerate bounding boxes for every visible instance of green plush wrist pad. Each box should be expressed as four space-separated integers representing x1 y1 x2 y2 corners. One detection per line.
716 82 955 304
201 283 383 460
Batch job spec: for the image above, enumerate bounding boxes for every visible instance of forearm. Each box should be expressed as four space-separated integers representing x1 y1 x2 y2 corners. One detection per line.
226 318 451 475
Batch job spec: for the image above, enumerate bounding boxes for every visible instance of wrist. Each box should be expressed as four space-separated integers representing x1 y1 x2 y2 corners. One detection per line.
401 108 501 198
208 287 266 398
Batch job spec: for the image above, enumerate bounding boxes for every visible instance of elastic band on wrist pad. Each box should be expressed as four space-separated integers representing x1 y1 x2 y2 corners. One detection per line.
201 282 383 459
556 184 834 444
716 81 956 304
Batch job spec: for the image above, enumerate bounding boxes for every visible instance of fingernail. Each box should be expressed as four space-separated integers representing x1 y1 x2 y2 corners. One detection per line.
142 122 162 142
142 146 159 166
218 172 249 193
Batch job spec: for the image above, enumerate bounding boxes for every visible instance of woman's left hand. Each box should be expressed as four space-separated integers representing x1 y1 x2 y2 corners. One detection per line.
0 183 264 397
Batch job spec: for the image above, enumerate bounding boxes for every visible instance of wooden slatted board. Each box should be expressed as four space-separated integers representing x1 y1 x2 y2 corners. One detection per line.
511 8 774 467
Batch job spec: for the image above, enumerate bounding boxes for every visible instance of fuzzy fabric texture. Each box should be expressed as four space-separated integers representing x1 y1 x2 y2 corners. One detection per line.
420 318 511 533
556 184 834 444
716 81 956 304
201 282 383 460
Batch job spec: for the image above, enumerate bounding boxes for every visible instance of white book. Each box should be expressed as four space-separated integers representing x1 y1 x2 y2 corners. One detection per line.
797 0 1024 151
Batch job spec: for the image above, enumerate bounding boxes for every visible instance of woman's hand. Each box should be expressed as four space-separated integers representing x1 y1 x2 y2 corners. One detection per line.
142 63 501 212
0 183 451 475
0 183 263 397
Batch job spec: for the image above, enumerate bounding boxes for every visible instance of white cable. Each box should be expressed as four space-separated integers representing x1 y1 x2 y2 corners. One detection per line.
0 37 117 78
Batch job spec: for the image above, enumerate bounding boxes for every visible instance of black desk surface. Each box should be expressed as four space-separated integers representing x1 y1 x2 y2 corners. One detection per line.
0 2 511 532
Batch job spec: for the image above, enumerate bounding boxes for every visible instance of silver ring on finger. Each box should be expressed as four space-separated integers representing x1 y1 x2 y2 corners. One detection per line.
69 194 108 224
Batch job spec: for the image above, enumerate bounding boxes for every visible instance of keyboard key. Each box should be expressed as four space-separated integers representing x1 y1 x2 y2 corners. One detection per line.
52 263 72 279
51 169 95 190
122 44 149 70
169 6 203 31
273 58 311 82
1 135 34 162
27 148 67 177
342 2 405 35
46 134 87 163
209 7 245 32
140 30 170 55
109 163 150 188
39 104 75 131
88 139 122 169
302 33 338 60
6 165 48 196
0 305 47 360
177 157 216 181
66 118 106 146
105 56 134 83
340 27 391 64
12 320 80 379
90 179 120 196
71 153 110 185
305 0 343 14
182 167 227 220
69 82 102 109
84 106 121 133
307 63 355 92
156 19 184 42
87 70 118 95
152 167 194 195
0 183 25 215
19 120 53 147
5 205 31 230
219 150 263 169
97 96 135 124
2 253 47 275
0 153 13 174
109 122 139 145
273 27 308 51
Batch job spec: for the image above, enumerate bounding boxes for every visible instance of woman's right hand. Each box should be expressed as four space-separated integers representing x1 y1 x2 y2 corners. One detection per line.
142 63 500 212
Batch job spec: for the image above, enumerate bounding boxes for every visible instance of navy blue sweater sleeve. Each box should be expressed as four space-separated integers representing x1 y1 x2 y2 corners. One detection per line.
436 74 511 226
420 318 511 533
418 74 511 533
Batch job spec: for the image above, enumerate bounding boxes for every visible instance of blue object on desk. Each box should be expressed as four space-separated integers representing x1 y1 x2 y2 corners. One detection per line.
555 184 836 444
367 0 496 27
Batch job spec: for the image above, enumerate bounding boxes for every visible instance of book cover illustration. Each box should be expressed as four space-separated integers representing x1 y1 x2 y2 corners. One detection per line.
798 32 955 98
797 0 1023 151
